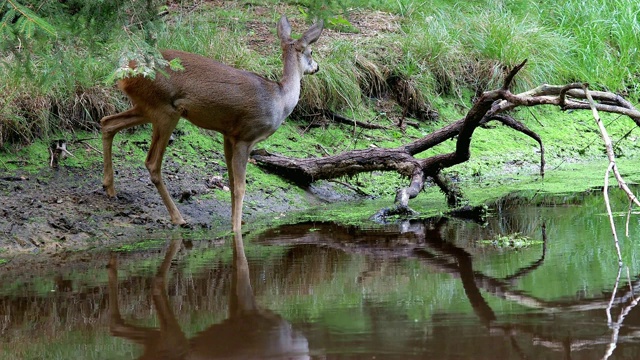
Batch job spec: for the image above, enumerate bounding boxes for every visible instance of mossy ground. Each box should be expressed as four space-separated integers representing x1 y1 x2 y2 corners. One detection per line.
2 95 639 237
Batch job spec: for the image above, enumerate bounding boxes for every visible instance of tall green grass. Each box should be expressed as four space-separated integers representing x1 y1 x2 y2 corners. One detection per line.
538 0 640 93
1 0 638 149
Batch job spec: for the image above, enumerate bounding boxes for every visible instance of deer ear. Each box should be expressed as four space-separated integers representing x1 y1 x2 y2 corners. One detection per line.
297 20 324 48
277 15 292 42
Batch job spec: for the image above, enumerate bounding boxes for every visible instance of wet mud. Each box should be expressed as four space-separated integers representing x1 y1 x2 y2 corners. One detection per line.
0 157 362 273
0 160 297 261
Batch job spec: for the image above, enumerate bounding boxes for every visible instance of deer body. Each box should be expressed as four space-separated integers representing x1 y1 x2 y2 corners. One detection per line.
101 16 323 230
127 50 292 140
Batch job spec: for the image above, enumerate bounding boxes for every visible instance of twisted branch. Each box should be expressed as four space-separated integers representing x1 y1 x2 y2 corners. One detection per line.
252 61 640 220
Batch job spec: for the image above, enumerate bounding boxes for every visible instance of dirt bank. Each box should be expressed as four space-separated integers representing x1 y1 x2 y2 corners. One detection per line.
0 161 300 255
0 148 366 260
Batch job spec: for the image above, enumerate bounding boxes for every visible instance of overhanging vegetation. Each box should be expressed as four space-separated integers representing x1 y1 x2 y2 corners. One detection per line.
1 0 639 148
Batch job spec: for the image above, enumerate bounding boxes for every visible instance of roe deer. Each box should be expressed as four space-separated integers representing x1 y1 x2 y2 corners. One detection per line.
108 233 309 359
101 16 324 230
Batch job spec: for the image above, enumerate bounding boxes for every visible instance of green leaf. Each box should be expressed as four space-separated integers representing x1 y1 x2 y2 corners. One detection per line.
168 58 184 71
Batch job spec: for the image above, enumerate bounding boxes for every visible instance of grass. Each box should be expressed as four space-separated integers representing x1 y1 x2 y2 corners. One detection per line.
3 0 640 148
112 239 166 252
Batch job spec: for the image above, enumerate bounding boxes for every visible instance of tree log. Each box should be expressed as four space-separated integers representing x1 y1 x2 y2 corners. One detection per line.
252 60 640 218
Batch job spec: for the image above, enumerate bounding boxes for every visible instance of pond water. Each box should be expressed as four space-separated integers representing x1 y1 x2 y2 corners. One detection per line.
1 190 640 359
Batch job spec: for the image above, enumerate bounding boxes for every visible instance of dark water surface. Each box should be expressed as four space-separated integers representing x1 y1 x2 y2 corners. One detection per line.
2 191 640 359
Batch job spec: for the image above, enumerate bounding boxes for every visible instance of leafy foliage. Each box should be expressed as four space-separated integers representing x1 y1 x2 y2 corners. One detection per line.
1 0 168 81
1 0 56 40
297 0 359 32
0 0 169 147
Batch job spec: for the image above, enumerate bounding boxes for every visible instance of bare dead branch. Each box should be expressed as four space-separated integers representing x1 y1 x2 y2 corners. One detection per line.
582 85 640 209
252 61 640 221
558 82 584 108
502 59 528 90
488 113 545 178
392 167 425 211
432 172 465 207
581 84 639 266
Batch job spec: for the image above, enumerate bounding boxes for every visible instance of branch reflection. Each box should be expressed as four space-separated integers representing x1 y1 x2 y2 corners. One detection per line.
256 218 640 358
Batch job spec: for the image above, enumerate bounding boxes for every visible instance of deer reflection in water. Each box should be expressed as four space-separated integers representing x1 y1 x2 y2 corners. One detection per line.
107 233 309 359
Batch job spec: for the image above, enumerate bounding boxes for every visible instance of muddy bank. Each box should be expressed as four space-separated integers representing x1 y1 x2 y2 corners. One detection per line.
0 153 366 260
0 165 216 254
0 164 279 254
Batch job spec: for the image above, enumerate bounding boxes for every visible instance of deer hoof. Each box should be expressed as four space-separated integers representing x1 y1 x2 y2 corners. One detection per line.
103 185 116 197
172 217 187 226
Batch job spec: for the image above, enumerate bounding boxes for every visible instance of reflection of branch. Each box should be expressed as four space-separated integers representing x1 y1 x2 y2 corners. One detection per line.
502 223 547 283
603 162 623 265
258 221 640 311
603 267 640 360
258 220 640 356
418 219 497 325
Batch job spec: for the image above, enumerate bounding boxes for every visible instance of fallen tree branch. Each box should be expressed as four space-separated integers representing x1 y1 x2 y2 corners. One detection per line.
582 84 639 266
252 60 640 219
488 114 545 178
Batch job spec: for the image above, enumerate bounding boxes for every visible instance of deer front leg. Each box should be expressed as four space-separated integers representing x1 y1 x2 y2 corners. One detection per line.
223 136 235 213
230 231 258 315
224 137 252 232
108 254 153 342
101 107 149 197
145 117 185 225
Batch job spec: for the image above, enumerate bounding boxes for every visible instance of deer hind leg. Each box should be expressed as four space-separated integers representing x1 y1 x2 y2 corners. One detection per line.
223 136 253 232
107 254 123 325
100 107 149 197
107 254 153 343
145 113 184 224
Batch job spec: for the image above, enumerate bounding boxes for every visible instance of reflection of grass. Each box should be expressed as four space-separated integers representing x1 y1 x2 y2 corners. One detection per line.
478 232 543 249
112 239 165 252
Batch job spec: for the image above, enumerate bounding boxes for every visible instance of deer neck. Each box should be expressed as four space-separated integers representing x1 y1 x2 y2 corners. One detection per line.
278 48 303 119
